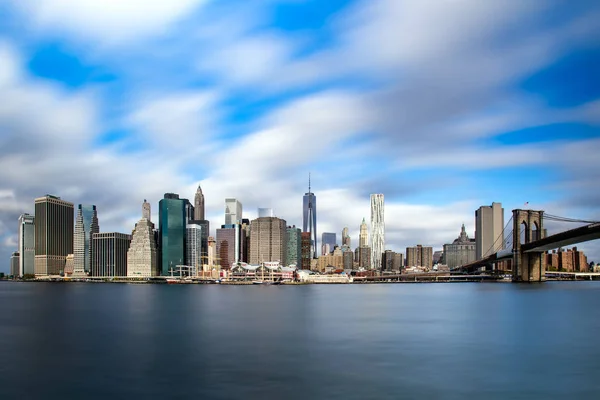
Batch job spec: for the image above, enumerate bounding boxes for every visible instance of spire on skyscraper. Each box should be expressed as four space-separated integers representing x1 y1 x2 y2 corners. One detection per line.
194 185 205 221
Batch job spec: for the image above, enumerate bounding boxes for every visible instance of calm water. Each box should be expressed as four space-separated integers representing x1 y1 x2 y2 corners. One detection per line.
1 281 599 399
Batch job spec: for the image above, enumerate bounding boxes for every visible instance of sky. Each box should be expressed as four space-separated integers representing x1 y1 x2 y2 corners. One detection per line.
0 0 599 273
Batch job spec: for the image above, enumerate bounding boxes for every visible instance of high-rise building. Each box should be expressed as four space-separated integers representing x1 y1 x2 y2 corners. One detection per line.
187 222 204 271
249 217 287 265
302 175 317 258
321 232 336 255
370 194 385 270
300 232 312 270
342 227 351 248
34 195 74 276
18 213 35 277
10 252 19 277
142 199 151 221
359 218 368 247
342 247 354 270
216 226 236 269
393 253 404 271
225 198 242 225
159 193 188 275
286 225 301 266
127 201 158 278
444 224 476 269
406 245 433 268
194 185 205 221
91 233 131 277
383 250 395 271
258 208 273 218
207 236 217 268
475 202 504 260
73 204 99 276
359 246 371 269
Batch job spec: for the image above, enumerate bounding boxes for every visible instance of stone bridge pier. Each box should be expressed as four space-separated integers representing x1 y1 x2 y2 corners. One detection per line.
512 209 546 282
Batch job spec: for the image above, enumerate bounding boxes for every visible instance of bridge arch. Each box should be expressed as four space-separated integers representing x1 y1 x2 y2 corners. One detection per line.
512 209 545 282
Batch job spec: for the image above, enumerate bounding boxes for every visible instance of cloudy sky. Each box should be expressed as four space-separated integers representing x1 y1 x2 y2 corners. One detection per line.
1 0 599 272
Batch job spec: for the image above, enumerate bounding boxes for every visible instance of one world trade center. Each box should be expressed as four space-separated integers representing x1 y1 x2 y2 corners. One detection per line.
302 174 317 259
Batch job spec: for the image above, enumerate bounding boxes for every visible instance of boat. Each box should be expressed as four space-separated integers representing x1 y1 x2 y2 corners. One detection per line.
166 278 183 284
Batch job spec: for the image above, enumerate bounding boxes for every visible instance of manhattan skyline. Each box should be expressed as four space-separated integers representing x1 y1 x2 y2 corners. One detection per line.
0 1 599 273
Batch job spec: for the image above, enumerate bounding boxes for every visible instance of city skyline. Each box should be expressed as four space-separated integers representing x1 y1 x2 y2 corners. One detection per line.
1 1 600 272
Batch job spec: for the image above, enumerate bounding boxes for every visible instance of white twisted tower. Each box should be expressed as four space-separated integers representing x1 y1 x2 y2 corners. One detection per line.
370 194 385 270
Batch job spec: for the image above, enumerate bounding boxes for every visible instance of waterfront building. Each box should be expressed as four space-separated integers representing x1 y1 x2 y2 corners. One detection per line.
225 198 242 225
359 218 368 247
34 195 74 276
194 185 205 221
216 226 236 269
444 224 476 269
187 222 204 271
302 175 317 258
546 247 588 272
73 204 99 276
64 254 74 276
18 213 35 277
406 245 433 268
241 219 250 263
475 202 504 260
321 232 336 255
207 236 217 269
393 253 404 271
91 233 131 277
370 194 385 270
159 193 188 275
300 232 312 270
317 247 344 272
127 201 158 278
383 250 394 271
258 208 273 218
249 217 287 265
286 226 301 266
358 246 371 269
10 252 19 277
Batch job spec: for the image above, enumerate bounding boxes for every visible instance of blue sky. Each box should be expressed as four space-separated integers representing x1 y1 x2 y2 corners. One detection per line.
1 0 600 272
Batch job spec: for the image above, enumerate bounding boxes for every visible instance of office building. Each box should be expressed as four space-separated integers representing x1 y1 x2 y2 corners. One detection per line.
225 198 242 225
258 208 273 218
370 194 385 270
216 226 236 268
444 224 476 269
64 254 74 276
10 252 19 277
187 222 204 271
475 202 504 260
207 236 217 269
358 246 371 269
317 247 344 272
194 185 205 221
321 232 336 255
159 193 188 275
73 204 99 276
249 217 287 265
300 232 312 270
406 245 433 268
91 233 131 277
393 253 404 271
34 195 74 276
142 199 151 221
359 217 368 247
286 225 301 266
342 227 351 247
302 175 317 258
18 213 35 277
342 247 354 270
127 202 158 278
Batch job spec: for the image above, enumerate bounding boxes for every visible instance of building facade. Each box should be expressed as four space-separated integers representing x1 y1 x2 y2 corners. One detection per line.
34 195 74 276
406 245 433 268
249 217 287 265
321 232 336 256
187 223 204 271
359 217 368 247
393 253 404 271
286 226 301 266
18 213 35 277
370 194 385 270
302 178 317 259
73 204 99 275
444 224 476 269
475 202 504 260
546 247 588 272
10 252 19 277
300 232 312 270
358 246 371 269
225 198 242 225
91 233 131 277
127 216 158 278
342 227 351 248
216 226 236 269
142 199 151 221
194 185 205 221
159 193 188 275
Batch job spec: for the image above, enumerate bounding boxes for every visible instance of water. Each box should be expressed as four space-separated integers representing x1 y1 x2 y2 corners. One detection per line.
1 282 599 399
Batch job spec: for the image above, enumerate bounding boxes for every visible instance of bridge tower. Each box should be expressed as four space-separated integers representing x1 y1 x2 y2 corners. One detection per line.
512 209 546 282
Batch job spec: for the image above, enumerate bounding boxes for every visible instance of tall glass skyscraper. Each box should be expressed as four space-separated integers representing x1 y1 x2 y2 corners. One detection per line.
302 175 317 258
159 193 188 275
225 198 242 225
370 194 385 270
18 213 35 277
321 232 336 255
34 195 74 276
74 204 100 275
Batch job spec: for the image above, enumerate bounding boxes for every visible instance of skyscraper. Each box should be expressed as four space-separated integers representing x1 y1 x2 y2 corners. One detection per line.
10 252 20 277
300 232 312 270
73 204 99 275
142 199 151 221
18 213 35 277
127 202 158 278
216 226 237 268
187 222 204 271
370 194 385 270
34 195 74 276
286 225 302 266
342 227 351 247
321 232 336 255
475 202 504 260
194 185 205 221
359 218 368 247
159 193 188 275
91 233 131 277
302 175 317 258
406 245 433 268
225 198 242 225
249 217 287 265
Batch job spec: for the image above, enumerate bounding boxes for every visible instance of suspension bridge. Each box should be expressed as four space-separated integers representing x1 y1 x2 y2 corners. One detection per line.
454 209 600 282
